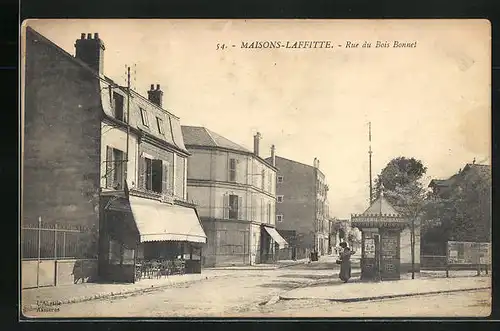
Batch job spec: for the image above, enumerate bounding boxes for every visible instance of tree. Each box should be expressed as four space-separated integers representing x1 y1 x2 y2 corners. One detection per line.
376 156 428 279
385 181 431 279
374 157 427 206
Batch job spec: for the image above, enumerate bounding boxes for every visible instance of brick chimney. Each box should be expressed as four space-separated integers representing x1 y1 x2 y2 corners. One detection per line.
254 132 262 156
270 145 276 167
75 32 105 74
147 84 163 107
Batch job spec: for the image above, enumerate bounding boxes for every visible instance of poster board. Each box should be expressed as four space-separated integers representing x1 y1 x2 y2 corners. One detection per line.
447 241 491 265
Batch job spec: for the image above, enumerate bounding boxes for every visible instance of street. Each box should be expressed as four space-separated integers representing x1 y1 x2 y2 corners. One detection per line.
25 262 490 318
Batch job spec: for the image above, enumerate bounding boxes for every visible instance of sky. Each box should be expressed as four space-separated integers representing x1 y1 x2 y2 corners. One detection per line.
23 19 491 219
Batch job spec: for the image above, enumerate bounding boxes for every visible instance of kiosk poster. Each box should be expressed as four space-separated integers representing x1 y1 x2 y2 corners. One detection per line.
364 238 375 258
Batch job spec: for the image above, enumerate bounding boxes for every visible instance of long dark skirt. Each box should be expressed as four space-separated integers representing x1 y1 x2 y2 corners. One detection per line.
339 261 351 282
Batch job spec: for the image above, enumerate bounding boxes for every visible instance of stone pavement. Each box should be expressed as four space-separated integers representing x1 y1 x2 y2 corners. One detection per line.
21 269 233 312
280 274 492 302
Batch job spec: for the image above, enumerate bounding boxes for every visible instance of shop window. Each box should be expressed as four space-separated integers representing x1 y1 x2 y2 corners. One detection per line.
108 239 121 265
112 92 124 121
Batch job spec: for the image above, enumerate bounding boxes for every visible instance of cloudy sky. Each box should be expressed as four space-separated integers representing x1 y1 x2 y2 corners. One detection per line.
24 19 491 219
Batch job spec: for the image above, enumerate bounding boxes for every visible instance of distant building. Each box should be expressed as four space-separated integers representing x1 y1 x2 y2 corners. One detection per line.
265 156 330 260
23 27 206 285
181 127 286 267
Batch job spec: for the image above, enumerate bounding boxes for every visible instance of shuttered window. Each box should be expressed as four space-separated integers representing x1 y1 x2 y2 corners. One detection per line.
223 194 229 219
229 194 239 220
229 158 236 182
105 146 126 190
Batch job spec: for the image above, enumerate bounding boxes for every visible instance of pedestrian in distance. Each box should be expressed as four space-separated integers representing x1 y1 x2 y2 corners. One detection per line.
338 242 356 283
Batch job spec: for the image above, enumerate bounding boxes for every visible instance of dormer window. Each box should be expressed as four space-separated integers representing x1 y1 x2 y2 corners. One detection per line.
156 117 164 134
112 92 124 121
140 108 149 127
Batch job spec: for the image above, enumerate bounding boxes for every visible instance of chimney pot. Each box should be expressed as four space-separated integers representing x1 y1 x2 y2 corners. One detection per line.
94 33 99 39
87 33 92 39
147 84 163 107
81 33 85 39
75 32 105 74
270 145 276 167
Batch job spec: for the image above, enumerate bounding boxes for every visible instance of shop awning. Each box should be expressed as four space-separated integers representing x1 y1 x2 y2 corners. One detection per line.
128 196 207 244
264 226 288 248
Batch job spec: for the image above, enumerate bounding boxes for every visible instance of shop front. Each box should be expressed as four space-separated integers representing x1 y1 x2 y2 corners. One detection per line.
260 225 288 263
101 192 207 283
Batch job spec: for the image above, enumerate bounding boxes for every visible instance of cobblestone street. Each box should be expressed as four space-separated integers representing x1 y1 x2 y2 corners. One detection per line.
24 259 490 318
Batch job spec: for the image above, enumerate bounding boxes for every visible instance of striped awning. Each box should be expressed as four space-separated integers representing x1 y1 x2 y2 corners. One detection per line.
109 195 207 244
264 226 289 248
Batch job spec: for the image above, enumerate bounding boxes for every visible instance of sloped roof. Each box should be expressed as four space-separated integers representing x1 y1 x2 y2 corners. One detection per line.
181 126 251 153
26 27 189 155
361 194 400 216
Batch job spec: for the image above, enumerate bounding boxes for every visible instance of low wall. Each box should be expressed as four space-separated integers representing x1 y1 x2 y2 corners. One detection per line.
22 259 98 289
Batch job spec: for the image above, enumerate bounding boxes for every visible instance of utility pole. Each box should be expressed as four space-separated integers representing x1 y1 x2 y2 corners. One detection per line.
125 66 130 184
368 122 373 204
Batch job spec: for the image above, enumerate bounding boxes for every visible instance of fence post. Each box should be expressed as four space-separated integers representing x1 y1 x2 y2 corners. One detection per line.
445 242 449 278
54 224 58 286
37 216 41 288
63 232 66 259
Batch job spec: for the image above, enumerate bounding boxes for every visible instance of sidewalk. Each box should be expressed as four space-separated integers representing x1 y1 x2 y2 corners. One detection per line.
280 274 491 302
22 269 233 312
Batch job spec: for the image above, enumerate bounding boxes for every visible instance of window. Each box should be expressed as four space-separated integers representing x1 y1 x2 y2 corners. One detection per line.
276 214 283 223
112 92 124 121
143 157 166 194
277 195 284 203
229 158 236 182
105 146 127 190
277 175 284 183
229 194 239 220
140 108 149 127
156 117 164 134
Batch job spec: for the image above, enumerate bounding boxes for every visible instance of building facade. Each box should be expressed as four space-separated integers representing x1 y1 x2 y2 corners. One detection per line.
182 128 287 267
267 156 330 260
23 27 206 284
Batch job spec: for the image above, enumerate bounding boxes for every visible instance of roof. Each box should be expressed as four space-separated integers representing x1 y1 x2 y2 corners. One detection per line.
268 155 324 173
361 194 401 216
181 126 251 153
428 163 490 189
26 26 188 154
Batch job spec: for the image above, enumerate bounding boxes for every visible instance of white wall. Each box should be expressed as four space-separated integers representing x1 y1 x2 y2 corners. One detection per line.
186 150 212 180
100 121 138 189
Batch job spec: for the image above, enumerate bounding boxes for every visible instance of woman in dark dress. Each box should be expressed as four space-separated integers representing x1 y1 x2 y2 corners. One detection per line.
338 242 356 283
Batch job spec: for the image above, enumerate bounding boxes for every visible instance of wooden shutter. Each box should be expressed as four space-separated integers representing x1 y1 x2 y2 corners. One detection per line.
251 195 256 220
122 152 128 189
162 161 170 194
138 156 146 190
105 146 113 188
261 198 264 222
238 196 243 220
223 193 229 219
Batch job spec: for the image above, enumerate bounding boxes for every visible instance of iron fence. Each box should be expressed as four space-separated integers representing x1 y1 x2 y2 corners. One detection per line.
21 217 96 260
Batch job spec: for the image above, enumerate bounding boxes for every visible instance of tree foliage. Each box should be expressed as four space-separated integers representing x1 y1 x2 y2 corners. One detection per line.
374 157 427 206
